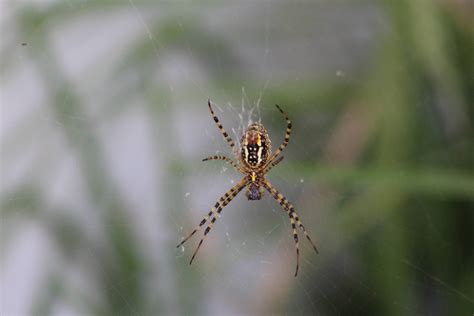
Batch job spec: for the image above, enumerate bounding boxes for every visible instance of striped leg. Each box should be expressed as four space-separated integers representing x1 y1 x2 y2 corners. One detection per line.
263 156 284 174
292 213 319 254
177 209 214 249
263 180 318 276
289 211 300 277
188 178 247 264
208 99 237 155
269 105 292 161
177 179 246 249
202 155 243 172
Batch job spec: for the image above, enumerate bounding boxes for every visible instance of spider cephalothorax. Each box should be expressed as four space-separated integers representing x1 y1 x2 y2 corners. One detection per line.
245 172 265 200
177 100 319 277
246 183 264 200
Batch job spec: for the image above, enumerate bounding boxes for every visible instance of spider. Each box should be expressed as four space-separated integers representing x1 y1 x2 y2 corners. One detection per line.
177 100 318 276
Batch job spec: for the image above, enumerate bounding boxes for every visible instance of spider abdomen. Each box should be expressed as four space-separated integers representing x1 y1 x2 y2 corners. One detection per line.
240 123 271 169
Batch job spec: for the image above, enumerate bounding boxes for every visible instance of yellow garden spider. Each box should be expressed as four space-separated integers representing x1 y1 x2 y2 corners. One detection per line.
177 100 318 276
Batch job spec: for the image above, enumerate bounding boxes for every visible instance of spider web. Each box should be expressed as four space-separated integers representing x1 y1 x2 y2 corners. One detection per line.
1 1 473 315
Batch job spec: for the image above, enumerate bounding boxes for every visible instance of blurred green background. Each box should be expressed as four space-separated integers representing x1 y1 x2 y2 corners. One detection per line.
1 1 473 315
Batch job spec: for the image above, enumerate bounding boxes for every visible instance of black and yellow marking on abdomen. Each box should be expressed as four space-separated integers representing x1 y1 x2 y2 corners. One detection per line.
241 123 270 169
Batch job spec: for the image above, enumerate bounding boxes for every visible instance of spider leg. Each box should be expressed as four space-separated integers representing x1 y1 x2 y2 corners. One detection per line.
262 156 284 174
269 105 292 162
202 155 244 173
184 178 247 264
263 179 318 276
264 179 319 253
208 99 238 156
177 181 242 249
177 179 245 249
176 209 214 248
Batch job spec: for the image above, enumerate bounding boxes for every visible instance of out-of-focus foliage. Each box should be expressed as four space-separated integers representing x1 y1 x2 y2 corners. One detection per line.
1 1 473 315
